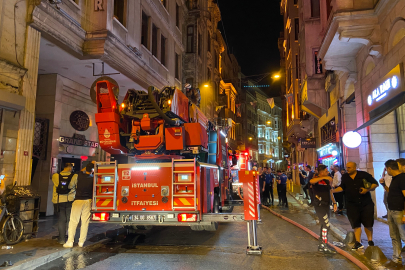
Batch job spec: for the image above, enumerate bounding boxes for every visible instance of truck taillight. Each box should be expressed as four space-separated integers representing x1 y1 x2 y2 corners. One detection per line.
177 213 197 222
92 212 110 221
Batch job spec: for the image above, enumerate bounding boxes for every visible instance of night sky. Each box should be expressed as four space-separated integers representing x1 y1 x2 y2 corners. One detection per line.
217 0 283 97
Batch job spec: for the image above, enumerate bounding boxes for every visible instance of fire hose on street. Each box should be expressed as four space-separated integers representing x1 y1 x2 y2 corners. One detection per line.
262 205 369 270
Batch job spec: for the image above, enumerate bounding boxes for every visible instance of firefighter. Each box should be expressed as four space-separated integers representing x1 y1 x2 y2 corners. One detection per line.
309 164 338 254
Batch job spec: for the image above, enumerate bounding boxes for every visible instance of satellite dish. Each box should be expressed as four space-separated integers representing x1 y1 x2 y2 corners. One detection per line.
90 76 119 104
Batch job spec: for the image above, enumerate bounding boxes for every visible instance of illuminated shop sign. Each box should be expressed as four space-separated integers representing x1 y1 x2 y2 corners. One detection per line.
317 143 339 159
367 64 403 111
367 76 399 106
59 134 99 148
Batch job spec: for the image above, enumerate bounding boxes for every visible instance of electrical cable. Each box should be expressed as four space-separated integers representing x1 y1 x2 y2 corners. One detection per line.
262 205 369 270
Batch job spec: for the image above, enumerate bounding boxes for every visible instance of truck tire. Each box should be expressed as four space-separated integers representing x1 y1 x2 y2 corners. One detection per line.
190 225 205 231
204 194 219 231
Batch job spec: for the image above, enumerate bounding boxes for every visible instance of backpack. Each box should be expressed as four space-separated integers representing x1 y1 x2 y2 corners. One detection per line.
56 173 74 195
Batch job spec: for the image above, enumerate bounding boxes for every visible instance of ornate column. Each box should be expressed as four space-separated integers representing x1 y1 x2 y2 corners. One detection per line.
14 27 41 186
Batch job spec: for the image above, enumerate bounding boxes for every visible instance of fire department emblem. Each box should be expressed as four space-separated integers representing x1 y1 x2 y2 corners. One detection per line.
104 129 110 138
122 170 131 180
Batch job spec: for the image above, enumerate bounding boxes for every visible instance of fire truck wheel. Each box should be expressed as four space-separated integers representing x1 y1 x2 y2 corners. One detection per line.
204 222 218 231
204 194 219 231
190 225 205 231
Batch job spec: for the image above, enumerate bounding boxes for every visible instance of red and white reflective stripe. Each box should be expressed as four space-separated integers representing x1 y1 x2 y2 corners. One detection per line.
248 182 256 218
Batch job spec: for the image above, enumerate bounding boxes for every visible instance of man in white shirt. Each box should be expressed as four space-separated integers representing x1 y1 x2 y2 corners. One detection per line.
332 165 343 214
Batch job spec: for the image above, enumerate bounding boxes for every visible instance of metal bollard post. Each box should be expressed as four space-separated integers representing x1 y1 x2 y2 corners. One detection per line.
257 204 262 224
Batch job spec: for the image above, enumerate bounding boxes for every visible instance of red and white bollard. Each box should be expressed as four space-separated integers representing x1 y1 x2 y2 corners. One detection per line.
239 170 263 255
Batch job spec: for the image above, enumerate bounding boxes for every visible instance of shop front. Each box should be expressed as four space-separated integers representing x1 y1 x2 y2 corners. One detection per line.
317 143 341 168
353 63 405 218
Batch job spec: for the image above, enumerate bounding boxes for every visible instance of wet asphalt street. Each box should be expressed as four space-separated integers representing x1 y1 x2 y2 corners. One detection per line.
34 206 360 270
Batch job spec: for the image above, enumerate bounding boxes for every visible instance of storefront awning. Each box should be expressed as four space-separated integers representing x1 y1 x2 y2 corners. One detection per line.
354 92 405 131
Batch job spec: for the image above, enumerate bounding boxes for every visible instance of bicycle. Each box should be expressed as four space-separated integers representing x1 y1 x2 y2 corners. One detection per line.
0 182 24 245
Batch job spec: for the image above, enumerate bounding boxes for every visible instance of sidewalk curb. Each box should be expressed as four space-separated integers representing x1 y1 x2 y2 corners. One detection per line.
8 238 110 270
287 191 346 242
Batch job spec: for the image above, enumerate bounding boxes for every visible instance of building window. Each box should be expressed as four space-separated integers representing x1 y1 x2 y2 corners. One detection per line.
161 0 167 8
311 0 320 18
266 145 270 155
176 3 180 28
258 128 262 138
294 18 299 41
259 145 264 154
314 50 322 74
141 12 149 48
186 78 194 88
294 0 298 4
215 53 219 69
207 32 211 52
175 53 180 80
114 0 126 26
207 67 211 81
187 25 194 53
295 54 299 78
161 35 167 66
198 32 202 56
186 0 197 9
152 24 158 57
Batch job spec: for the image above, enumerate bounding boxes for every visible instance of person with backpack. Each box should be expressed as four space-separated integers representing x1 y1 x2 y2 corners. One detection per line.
64 162 95 248
52 163 78 244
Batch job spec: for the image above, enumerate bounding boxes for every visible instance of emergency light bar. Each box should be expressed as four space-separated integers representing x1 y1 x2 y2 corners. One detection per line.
131 167 160 171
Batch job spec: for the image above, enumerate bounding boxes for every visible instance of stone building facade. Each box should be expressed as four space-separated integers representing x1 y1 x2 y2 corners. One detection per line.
28 0 187 215
0 1 41 190
318 0 405 217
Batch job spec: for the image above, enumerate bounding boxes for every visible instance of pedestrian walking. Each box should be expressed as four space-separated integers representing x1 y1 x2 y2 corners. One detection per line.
303 165 315 203
264 167 274 206
329 165 335 178
52 163 78 244
332 165 344 215
309 164 337 254
379 167 392 219
64 162 95 248
333 162 379 250
380 159 405 264
277 171 288 208
299 166 308 199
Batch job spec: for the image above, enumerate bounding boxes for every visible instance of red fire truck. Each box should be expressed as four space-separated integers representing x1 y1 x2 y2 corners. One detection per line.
90 77 261 253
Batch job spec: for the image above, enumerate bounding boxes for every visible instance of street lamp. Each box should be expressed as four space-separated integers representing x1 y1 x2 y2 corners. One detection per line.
267 121 271 125
272 74 281 79
204 84 209 87
249 137 253 141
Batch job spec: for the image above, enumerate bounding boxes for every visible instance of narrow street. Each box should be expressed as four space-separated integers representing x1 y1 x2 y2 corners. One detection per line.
36 206 358 270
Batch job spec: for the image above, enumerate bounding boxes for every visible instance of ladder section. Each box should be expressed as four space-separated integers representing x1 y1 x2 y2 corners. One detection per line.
172 158 197 211
93 160 118 211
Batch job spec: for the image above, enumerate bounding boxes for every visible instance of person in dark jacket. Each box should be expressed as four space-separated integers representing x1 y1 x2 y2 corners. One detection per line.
64 163 95 248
